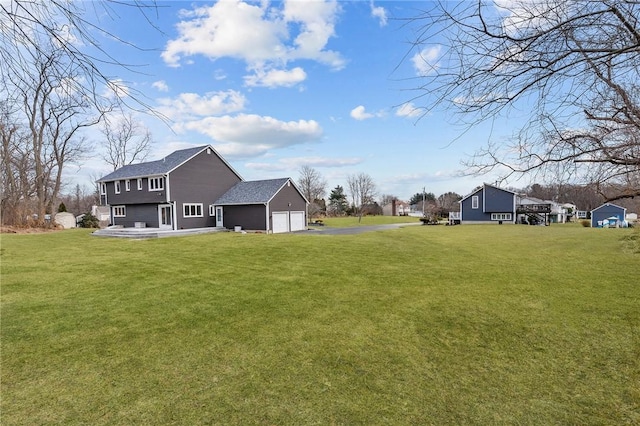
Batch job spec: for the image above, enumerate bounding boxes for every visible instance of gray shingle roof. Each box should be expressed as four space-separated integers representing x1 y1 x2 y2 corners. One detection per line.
96 145 208 182
214 178 291 205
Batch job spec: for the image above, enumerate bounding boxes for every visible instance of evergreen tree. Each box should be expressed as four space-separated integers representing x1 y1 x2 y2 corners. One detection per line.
327 185 348 216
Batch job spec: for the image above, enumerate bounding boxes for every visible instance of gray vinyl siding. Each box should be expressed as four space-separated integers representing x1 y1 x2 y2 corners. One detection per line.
104 177 167 205
112 204 159 228
268 181 307 212
221 205 267 230
171 149 242 228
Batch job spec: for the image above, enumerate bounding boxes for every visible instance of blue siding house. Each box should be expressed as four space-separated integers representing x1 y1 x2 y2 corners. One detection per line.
459 183 517 224
590 203 627 228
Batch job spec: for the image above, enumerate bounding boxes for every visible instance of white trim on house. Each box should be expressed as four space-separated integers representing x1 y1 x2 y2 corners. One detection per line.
113 205 126 217
183 203 203 218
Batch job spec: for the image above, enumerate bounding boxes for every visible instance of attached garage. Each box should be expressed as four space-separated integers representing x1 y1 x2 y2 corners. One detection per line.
214 178 308 233
289 211 306 232
272 211 289 233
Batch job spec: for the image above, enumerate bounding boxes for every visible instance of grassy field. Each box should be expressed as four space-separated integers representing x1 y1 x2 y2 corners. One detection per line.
2 224 639 425
315 215 421 227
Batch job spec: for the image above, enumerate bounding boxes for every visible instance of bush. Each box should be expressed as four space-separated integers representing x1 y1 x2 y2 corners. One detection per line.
57 202 67 213
79 212 100 228
580 220 591 227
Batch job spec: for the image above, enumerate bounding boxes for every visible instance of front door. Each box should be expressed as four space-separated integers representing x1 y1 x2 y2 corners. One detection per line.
159 204 172 230
215 206 223 227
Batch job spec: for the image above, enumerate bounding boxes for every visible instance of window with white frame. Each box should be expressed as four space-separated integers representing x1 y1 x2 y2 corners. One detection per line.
471 195 479 209
209 205 215 216
113 206 126 217
149 177 164 191
137 178 143 190
125 180 131 191
115 181 121 194
491 213 512 221
100 183 106 195
183 203 203 217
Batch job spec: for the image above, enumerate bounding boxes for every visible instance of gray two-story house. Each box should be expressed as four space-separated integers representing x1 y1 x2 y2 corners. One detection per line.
97 145 308 233
97 145 242 230
459 183 517 224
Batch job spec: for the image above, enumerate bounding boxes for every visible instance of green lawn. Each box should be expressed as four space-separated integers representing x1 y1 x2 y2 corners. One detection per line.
315 215 421 227
2 225 639 425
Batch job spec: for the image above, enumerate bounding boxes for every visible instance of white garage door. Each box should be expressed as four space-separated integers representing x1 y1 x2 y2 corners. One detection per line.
290 211 306 232
272 211 289 233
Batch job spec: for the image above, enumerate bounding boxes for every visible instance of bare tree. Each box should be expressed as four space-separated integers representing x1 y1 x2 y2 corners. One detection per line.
297 165 327 218
3 44 103 226
407 0 640 202
347 173 377 222
101 114 153 171
0 1 162 115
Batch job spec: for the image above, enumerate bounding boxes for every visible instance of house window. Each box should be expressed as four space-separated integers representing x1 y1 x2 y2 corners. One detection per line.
115 181 121 194
209 205 215 216
100 183 106 195
183 203 203 218
472 195 479 209
491 213 512 221
113 206 126 217
149 177 164 191
125 180 131 191
137 178 142 190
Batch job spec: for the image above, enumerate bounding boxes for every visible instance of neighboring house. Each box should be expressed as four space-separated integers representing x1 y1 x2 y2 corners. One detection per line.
382 199 410 216
98 145 242 230
591 203 627 228
459 183 518 224
214 178 308 233
515 195 574 224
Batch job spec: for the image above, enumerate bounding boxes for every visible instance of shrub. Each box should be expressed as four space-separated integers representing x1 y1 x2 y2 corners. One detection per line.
58 202 67 213
581 220 591 227
79 212 100 228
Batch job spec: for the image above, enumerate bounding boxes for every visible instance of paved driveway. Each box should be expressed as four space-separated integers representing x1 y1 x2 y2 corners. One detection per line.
304 222 421 235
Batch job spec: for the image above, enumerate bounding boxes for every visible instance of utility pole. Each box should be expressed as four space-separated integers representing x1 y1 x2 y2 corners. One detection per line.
422 187 425 216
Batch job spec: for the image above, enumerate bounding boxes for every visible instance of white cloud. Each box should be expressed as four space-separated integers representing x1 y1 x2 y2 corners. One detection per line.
412 45 441 76
156 90 246 120
350 105 385 121
244 66 307 88
246 156 363 171
351 105 373 120
152 80 169 92
182 113 323 157
370 1 387 27
161 0 344 86
395 102 422 118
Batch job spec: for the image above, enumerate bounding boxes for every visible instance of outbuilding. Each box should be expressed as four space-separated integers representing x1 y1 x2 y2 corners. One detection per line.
213 178 308 233
590 203 627 228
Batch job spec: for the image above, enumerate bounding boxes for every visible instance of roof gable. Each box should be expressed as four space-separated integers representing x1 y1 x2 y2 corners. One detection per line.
591 202 626 213
460 183 518 202
97 145 241 182
215 178 294 205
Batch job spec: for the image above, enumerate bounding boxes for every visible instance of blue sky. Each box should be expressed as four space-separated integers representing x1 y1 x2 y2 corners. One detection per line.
73 0 521 201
